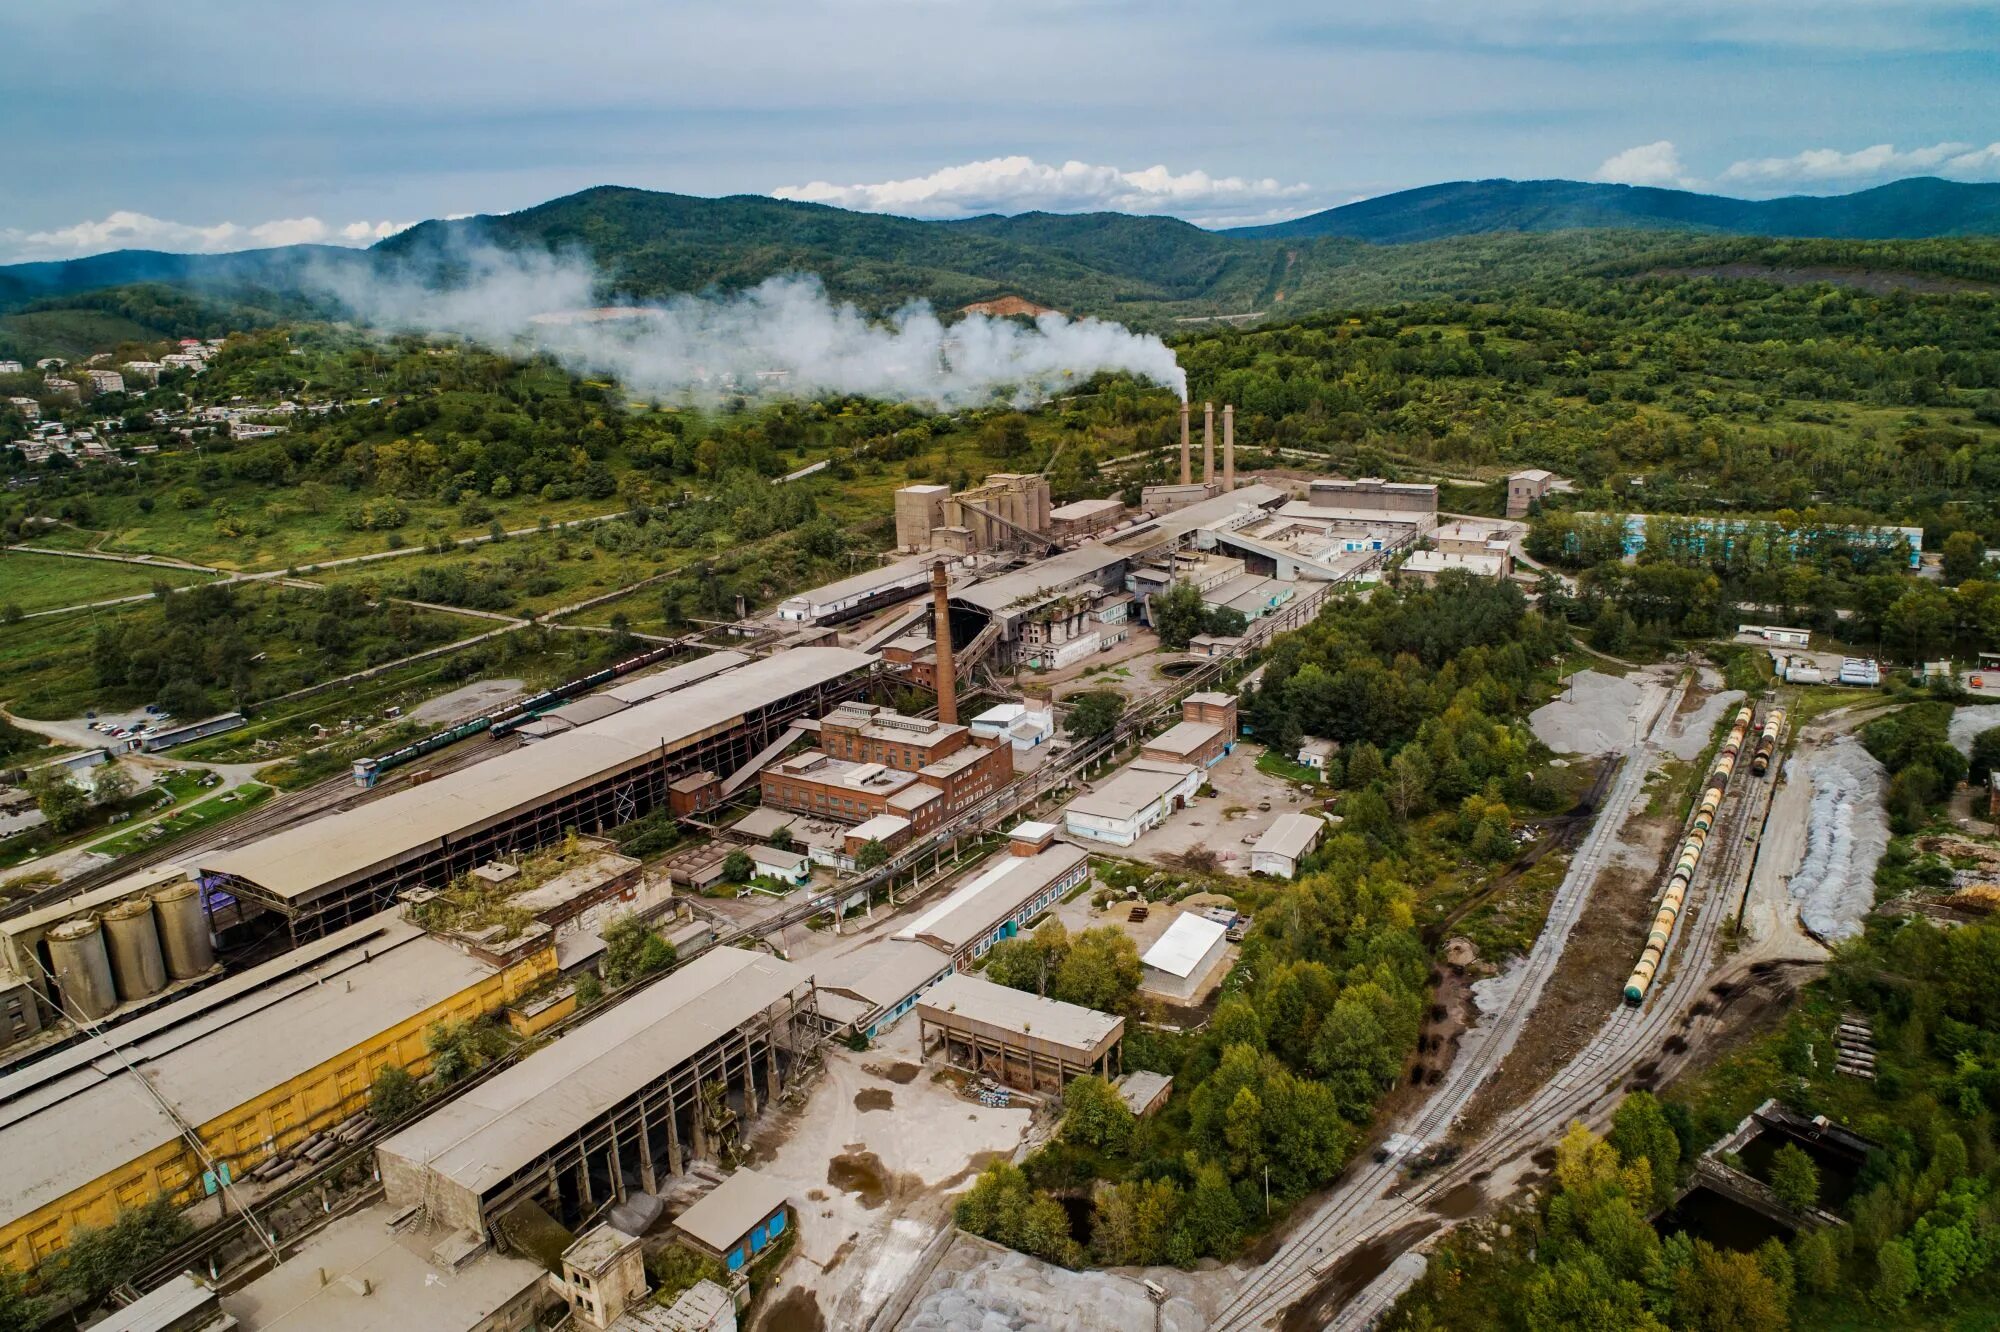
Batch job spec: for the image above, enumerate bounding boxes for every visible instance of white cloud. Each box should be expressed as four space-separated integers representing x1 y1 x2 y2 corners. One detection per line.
1593 140 1695 189
772 155 1314 225
0 210 416 263
1719 139 2000 185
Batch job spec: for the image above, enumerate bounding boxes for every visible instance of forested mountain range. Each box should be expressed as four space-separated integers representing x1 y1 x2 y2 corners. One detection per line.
3 178 1999 358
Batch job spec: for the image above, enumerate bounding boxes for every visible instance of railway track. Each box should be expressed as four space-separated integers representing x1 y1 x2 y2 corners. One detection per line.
1205 671 1695 1332
1317 701 1780 1332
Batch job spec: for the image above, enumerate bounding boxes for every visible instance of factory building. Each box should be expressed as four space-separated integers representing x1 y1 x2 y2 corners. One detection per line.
196 649 876 945
895 474 1052 554
759 703 1012 833
1140 912 1232 1001
894 833 1086 966
1573 512 1923 570
377 947 815 1235
915 974 1124 1094
671 1167 795 1275
0 913 555 1271
1249 812 1326 880
1060 759 1203 847
1141 692 1239 769
1506 468 1557 517
1048 497 1126 542
812 940 957 1041
512 652 749 740
774 555 942 625
1398 548 1510 584
1305 477 1439 520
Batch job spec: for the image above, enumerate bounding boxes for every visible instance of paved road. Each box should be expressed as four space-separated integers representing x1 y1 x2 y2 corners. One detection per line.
1207 669 1689 1332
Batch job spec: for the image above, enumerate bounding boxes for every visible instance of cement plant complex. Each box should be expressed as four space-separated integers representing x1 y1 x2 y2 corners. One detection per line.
0 395 1955 1332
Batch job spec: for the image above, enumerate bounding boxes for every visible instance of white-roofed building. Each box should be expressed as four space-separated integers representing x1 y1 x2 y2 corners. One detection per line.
671 1167 793 1273
1060 759 1201 847
894 842 1088 964
1139 911 1231 1001
1249 812 1325 880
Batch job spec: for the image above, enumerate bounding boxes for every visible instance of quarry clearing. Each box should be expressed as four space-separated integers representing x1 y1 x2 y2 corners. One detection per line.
1529 665 1675 756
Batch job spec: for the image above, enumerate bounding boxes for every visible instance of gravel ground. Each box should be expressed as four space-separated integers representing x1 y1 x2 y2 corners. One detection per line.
1789 737 1890 941
1661 687 1747 762
412 676 523 723
1949 703 2000 756
898 1233 1207 1332
1530 669 1666 756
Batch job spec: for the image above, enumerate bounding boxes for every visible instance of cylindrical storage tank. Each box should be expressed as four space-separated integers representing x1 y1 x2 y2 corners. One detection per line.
102 898 168 1003
47 918 117 1021
151 881 215 979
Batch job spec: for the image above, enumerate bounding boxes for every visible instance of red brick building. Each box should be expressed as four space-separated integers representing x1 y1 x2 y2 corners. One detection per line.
760 704 1012 834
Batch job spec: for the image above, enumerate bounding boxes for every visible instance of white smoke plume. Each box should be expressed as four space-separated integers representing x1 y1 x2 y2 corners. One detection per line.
306 244 1187 405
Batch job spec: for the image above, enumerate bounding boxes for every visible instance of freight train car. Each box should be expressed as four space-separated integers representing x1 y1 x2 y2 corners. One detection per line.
1623 704 1754 1003
1751 709 1786 777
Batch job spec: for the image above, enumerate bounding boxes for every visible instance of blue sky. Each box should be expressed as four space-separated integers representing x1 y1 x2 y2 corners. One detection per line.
1 0 1996 261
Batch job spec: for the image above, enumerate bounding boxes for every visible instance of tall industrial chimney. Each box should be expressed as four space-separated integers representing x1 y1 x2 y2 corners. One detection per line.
1178 402 1192 485
1223 403 1235 492
930 561 958 726
1203 402 1215 486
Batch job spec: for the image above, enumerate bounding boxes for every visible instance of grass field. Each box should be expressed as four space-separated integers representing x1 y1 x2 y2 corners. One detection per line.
0 552 214 615
89 782 274 859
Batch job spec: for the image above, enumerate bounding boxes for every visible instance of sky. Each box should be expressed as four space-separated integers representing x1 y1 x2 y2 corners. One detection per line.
1 0 1996 263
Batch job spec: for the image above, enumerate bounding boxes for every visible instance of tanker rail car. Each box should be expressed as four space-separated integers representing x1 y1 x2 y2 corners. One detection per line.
1623 704 1755 1004
1751 708 1786 777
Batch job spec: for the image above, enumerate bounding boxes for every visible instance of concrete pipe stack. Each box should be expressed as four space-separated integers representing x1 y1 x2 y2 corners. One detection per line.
46 917 118 1022
102 898 169 1003
1751 709 1786 777
1624 704 1755 1004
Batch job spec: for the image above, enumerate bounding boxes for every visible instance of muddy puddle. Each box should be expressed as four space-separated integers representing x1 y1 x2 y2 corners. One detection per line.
884 1062 922 1084
760 1287 825 1332
827 1151 894 1208
853 1088 894 1112
1280 1220 1438 1332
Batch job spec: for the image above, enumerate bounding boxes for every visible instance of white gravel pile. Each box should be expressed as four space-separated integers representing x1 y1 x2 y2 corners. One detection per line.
903 1292 1049 1332
1662 688 1747 762
1531 670 1645 755
1789 738 1889 942
1949 704 2000 757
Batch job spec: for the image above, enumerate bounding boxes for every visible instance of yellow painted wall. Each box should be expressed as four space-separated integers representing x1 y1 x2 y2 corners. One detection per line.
0 944 555 1273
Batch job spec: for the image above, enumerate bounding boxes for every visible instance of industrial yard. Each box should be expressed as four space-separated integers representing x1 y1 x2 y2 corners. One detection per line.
0 386 1976 1332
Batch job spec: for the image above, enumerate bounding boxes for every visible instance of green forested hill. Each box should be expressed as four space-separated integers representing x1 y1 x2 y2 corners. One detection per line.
6 178 2000 348
1232 177 2000 243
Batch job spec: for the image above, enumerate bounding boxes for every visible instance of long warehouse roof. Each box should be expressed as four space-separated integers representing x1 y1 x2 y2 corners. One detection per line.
0 914 492 1229
914 973 1123 1056
376 948 810 1202
197 648 875 904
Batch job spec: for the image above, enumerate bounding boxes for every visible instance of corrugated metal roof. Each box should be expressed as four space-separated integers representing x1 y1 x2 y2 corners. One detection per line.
1142 721 1222 758
376 948 809 1202
1253 812 1324 863
915 973 1123 1056
897 843 1086 949
198 648 874 903
1140 913 1228 978
1063 760 1198 822
0 914 491 1228
673 1167 792 1251
811 940 952 1013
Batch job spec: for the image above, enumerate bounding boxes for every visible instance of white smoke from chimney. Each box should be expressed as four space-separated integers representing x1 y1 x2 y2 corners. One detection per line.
307 244 1187 405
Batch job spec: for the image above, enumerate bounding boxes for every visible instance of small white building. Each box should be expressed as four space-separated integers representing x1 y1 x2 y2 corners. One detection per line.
1061 759 1202 847
746 844 812 887
84 370 125 394
1296 737 1338 772
0 361 21 375
969 702 1055 752
1737 624 1812 648
1250 812 1325 879
1140 912 1231 1001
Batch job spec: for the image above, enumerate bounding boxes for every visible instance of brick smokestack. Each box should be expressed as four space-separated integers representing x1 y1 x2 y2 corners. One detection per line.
1203 401 1215 486
1223 403 1235 491
930 561 958 726
1178 402 1191 485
